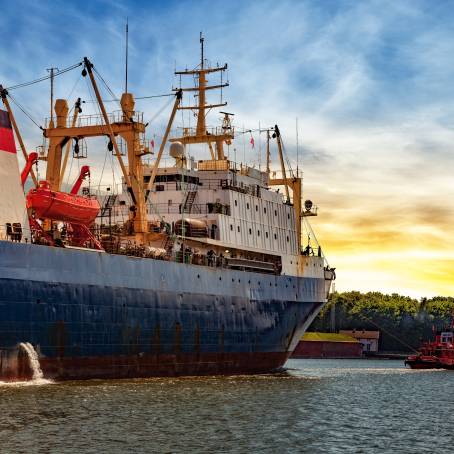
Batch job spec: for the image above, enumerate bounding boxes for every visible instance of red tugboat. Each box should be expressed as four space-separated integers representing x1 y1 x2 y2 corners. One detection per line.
405 330 454 369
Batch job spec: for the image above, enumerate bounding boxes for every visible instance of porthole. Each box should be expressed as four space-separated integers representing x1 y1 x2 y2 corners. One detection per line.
197 274 200 279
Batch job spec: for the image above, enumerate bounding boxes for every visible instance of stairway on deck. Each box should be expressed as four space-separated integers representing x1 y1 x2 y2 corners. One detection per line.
182 190 197 214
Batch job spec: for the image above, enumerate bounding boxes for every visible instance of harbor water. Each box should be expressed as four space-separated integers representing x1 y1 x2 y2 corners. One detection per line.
0 359 452 453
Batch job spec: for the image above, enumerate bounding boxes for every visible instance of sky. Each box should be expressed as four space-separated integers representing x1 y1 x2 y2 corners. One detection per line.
0 0 453 298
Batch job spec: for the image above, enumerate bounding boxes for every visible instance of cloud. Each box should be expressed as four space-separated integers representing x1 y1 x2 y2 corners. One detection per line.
1 0 453 296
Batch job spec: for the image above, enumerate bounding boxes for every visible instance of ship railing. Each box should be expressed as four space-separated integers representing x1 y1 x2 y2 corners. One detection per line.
153 181 201 191
149 203 209 215
151 179 230 191
0 223 30 242
150 178 262 196
174 125 235 139
95 201 231 217
44 110 144 128
0 224 282 276
155 251 279 274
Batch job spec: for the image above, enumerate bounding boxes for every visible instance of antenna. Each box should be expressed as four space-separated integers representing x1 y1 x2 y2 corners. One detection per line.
125 18 129 93
258 121 261 170
296 117 299 177
47 67 58 128
200 31 204 69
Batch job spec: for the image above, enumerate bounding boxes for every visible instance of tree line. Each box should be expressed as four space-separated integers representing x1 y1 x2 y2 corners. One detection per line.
310 291 454 352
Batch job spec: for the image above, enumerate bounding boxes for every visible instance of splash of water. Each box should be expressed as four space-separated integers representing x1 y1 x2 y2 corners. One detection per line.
19 342 44 380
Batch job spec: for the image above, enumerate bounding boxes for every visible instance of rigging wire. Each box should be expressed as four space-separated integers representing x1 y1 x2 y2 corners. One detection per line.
136 93 175 100
358 313 419 354
82 93 174 103
6 93 43 131
66 73 82 107
92 67 121 110
5 62 83 91
144 95 175 125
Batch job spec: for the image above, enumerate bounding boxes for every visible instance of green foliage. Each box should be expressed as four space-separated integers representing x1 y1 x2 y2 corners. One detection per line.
311 291 454 352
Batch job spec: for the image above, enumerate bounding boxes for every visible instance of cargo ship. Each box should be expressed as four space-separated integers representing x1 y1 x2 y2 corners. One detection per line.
0 37 335 381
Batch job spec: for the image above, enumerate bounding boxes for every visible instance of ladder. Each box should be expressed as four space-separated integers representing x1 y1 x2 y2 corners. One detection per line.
163 234 176 256
100 194 117 217
182 190 197 214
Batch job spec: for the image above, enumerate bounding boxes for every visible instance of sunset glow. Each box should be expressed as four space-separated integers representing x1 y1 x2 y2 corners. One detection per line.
1 0 452 297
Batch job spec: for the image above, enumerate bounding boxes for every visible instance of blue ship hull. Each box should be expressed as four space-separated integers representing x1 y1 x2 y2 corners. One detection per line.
0 241 327 380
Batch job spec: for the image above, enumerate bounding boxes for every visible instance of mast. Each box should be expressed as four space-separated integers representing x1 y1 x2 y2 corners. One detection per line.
47 67 58 129
125 18 129 93
274 124 290 202
59 97 81 189
296 117 299 177
266 129 271 177
44 58 153 243
0 87 38 186
268 125 304 253
144 89 183 201
171 34 232 160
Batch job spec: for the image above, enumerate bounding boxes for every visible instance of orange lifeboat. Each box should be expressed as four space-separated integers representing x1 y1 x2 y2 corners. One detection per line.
26 180 100 225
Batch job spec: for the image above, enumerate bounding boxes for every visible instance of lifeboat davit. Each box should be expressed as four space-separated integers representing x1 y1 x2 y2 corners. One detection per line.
26 181 100 225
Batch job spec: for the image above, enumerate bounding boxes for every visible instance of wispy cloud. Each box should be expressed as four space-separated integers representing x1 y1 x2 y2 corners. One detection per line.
1 0 453 296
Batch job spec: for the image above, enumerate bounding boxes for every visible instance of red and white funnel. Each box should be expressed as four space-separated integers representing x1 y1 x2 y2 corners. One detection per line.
0 109 30 241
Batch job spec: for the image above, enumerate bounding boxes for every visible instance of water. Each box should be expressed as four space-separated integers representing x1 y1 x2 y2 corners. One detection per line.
0 359 452 453
18 343 44 380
